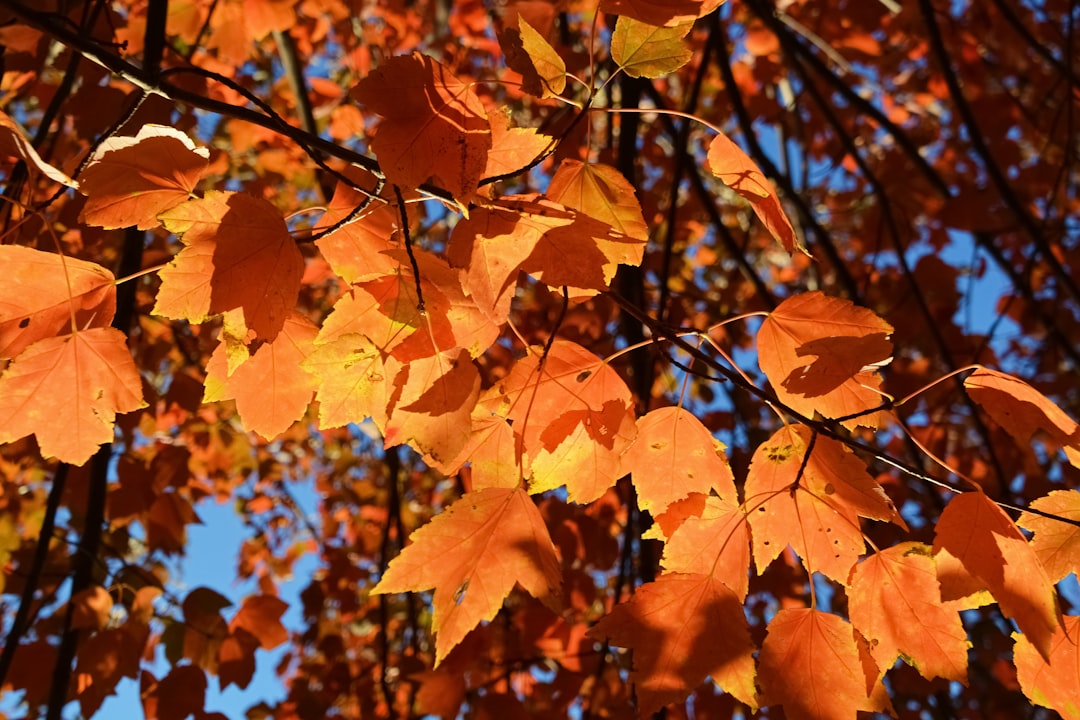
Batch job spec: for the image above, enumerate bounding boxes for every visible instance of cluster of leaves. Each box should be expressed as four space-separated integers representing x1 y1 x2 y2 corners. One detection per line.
1 1 1079 719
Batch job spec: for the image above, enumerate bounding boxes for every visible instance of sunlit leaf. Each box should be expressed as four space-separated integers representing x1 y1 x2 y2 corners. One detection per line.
1018 491 1080 584
1013 615 1080 720
611 17 693 79
546 160 649 242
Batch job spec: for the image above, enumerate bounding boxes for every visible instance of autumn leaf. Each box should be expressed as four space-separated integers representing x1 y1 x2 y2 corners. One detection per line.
546 160 649 242
78 124 210 230
757 292 894 429
599 0 726 27
204 312 319 439
442 408 521 490
1013 615 1080 720
314 192 401 284
660 496 751 600
372 487 562 665
744 425 904 583
229 595 289 650
588 573 757 715
154 191 304 341
1018 490 1080 583
0 108 76 187
353 53 491 200
933 491 1061 660
965 368 1080 468
482 112 552 179
516 18 567 97
848 542 970 682
620 406 737 514
0 328 146 465
611 17 693 79
758 608 880 719
706 130 804 254
0 245 116 359
303 330 389 431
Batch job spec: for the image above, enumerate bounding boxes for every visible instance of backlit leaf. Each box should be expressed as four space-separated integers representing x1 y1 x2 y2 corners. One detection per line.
482 112 552 179
758 292 894 429
517 18 566 97
302 331 388 431
0 246 116 359
314 191 400 284
1013 615 1080 720
599 0 726 27
849 542 970 682
588 573 757 715
759 609 879 719
660 496 751 600
78 124 209 230
0 108 76 187
1018 490 1080 583
0 328 146 465
229 595 289 650
933 491 1061 660
620 406 737 513
546 160 649 242
354 53 491 200
155 191 304 341
611 17 693 79
707 130 803 254
372 487 562 665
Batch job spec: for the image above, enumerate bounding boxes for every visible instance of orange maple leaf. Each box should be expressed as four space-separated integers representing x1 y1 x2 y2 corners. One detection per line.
848 542 970 682
1018 490 1080 584
933 491 1062 660
0 328 146 465
482 111 552 179
599 0 725 27
372 487 562 665
229 595 289 650
353 53 491 200
154 191 304 341
660 495 750 600
546 160 649 242
745 425 905 583
0 245 116 359
78 124 209 230
302 330 389 431
313 187 401 285
589 573 757 715
1013 614 1080 719
758 292 894 428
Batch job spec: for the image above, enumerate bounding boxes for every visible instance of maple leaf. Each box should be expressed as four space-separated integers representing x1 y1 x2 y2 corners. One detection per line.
758 608 882 719
546 160 649 242
660 496 751 600
620 406 737 514
353 52 491 201
508 18 567 98
314 194 401 284
599 0 726 27
229 595 289 650
0 328 146 465
0 245 116 359
848 542 970 682
204 312 319 439
154 191 304 341
482 111 552 179
706 130 804 254
0 108 76 187
611 17 694 79
964 368 1080 468
588 573 757 715
745 425 905 584
933 491 1062 660
372 487 562 665
1018 490 1080 583
302 330 389 431
757 292 894 429
1013 615 1080 719
486 341 637 503
78 124 210 230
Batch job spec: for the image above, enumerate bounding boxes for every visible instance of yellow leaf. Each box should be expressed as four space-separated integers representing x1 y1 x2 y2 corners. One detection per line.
611 17 693 78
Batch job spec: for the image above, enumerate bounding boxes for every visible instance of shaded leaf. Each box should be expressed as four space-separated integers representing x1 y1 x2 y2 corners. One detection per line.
848 542 970 682
517 18 566 97
230 595 289 650
611 17 693 78
0 328 146 465
588 573 757 715
79 124 209 230
372 487 562 665
482 112 552 179
314 195 400 284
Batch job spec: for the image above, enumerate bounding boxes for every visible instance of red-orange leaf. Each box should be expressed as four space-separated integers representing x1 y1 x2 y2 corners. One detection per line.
660 496 751 600
598 0 725 27
204 312 319 439
745 425 904 583
482 113 552 179
848 542 970 682
1018 491 1080 583
546 160 649 242
1013 615 1080 719
155 191 304 341
0 328 146 465
229 595 289 650
933 491 1061 660
588 573 757 715
0 246 116 359
706 130 803 254
758 292 894 429
758 609 880 719
372 487 562 665
353 53 491 200
965 368 1080 468
620 406 737 514
78 124 209 230
314 195 400 284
